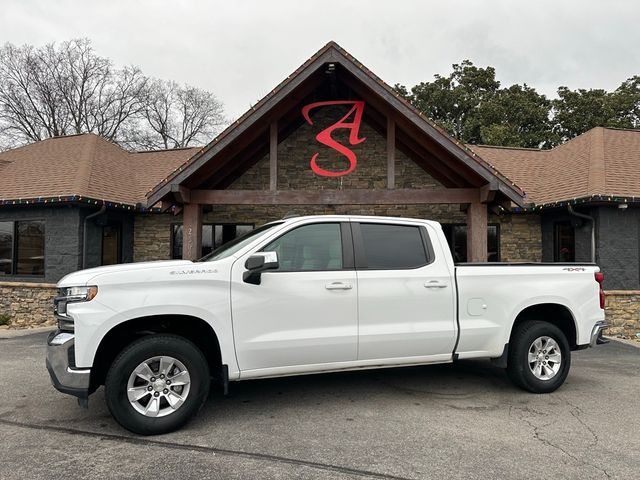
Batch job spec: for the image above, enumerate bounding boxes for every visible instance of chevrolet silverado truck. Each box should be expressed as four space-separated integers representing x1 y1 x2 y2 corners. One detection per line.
47 215 607 435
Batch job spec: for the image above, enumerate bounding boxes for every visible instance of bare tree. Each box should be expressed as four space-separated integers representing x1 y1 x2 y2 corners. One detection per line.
0 38 226 151
0 43 68 146
0 39 147 149
131 78 226 150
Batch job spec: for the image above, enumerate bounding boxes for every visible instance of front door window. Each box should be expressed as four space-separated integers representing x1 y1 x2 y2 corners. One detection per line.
262 223 343 271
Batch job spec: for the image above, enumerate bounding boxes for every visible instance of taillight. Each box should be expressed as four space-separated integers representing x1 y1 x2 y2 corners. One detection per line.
594 272 605 309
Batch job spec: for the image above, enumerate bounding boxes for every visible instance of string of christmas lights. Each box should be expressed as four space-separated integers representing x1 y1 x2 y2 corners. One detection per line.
0 195 163 212
513 195 638 212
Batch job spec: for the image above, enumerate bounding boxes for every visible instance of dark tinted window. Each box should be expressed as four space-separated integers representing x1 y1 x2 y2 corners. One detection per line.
487 225 499 262
102 223 121 266
263 223 343 271
554 222 575 262
172 223 254 259
441 224 500 262
16 220 44 275
359 223 427 269
0 221 13 275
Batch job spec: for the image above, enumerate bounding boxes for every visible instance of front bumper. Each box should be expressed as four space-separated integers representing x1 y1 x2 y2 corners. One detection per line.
46 330 91 399
589 321 608 347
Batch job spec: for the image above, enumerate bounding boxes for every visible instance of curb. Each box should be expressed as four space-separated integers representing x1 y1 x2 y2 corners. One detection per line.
604 336 640 349
0 325 57 339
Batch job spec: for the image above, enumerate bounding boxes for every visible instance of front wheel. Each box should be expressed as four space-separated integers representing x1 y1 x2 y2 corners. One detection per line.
105 334 210 435
507 320 571 393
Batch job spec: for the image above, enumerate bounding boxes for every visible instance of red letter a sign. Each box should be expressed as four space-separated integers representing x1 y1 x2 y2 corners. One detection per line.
301 100 366 177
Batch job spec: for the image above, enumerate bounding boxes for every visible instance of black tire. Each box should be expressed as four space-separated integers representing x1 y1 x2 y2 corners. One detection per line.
507 320 571 393
105 334 210 435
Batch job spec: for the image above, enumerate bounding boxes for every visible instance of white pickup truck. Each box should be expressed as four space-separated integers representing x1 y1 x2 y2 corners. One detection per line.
47 215 607 435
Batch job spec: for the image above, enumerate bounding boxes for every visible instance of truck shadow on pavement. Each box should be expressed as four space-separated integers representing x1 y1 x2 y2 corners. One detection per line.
202 360 514 415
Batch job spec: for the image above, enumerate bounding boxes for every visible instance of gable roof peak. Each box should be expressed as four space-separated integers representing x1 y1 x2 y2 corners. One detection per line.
147 41 525 206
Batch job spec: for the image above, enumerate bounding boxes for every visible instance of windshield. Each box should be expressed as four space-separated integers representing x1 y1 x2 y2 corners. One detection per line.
198 222 284 262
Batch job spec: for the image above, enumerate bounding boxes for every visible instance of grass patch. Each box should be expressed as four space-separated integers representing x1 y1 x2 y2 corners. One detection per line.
0 314 11 326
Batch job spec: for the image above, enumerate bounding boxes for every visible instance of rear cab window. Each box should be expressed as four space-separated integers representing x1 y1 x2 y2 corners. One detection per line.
353 222 433 270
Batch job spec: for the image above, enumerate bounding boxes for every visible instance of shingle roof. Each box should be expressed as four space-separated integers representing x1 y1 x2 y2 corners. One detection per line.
1 123 638 211
0 133 198 207
469 127 640 206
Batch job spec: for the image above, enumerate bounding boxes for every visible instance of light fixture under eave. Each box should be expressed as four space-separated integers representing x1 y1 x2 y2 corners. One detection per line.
618 203 628 210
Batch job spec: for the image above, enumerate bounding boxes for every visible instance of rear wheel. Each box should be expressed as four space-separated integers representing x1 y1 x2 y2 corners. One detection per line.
507 320 571 393
105 334 210 435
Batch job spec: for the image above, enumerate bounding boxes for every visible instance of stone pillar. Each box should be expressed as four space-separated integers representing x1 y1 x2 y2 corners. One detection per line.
182 203 202 261
467 202 488 262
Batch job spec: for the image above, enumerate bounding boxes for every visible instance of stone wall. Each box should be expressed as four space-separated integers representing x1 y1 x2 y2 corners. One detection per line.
605 291 640 336
229 106 439 191
0 282 56 328
493 213 542 262
133 213 175 262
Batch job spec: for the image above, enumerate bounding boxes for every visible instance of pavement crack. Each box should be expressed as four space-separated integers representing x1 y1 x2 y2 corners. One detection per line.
512 407 611 479
0 418 415 480
559 395 600 447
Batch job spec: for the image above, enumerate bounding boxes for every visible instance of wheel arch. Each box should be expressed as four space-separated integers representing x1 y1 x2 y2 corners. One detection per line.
90 314 223 392
511 303 578 349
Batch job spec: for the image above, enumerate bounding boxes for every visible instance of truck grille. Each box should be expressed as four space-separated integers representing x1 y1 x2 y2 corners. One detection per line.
54 289 74 332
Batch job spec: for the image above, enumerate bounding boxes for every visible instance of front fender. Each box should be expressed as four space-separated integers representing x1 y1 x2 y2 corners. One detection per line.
71 281 238 378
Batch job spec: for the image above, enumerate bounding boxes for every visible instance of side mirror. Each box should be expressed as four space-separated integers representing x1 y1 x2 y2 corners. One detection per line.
243 252 278 285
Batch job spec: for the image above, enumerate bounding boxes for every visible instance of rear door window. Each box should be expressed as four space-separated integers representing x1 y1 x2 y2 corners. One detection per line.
356 223 429 270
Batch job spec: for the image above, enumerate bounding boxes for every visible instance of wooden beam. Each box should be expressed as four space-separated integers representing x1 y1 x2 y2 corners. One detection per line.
387 116 395 189
467 202 488 262
363 110 457 188
182 203 202 261
270 121 278 191
190 188 479 205
361 104 470 188
171 185 191 204
209 110 305 190
206 131 269 190
480 184 497 204
395 128 471 187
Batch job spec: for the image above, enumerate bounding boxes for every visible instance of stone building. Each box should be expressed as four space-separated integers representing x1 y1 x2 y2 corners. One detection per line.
0 42 638 334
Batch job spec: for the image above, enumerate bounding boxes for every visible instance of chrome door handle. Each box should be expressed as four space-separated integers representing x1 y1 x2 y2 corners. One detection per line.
424 280 447 289
325 282 353 290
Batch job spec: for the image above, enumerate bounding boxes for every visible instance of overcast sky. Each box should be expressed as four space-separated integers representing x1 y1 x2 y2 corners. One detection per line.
2 0 639 120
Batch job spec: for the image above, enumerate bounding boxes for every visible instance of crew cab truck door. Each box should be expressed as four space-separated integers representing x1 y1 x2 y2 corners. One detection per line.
230 221 357 372
353 221 457 360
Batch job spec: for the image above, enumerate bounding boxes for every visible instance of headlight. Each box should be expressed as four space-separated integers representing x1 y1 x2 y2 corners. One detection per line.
63 286 99 303
54 286 98 332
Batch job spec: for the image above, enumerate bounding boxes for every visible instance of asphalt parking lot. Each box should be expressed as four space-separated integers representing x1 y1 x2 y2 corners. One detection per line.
0 331 638 480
